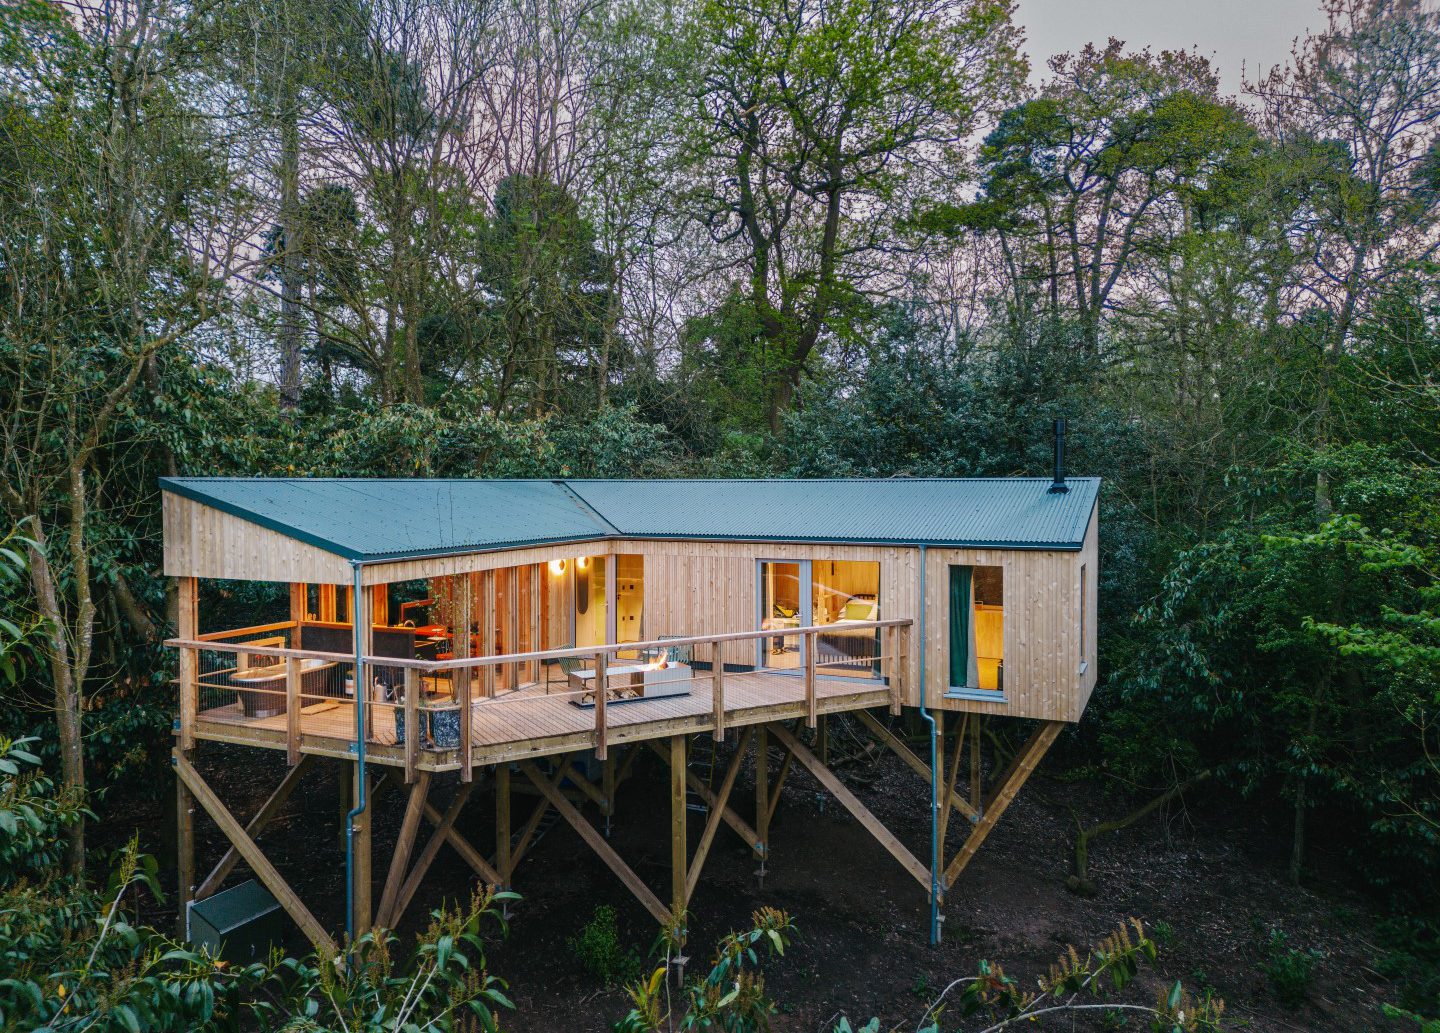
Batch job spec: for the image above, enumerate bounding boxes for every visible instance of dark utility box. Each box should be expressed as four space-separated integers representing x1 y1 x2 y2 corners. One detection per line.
188 880 286 963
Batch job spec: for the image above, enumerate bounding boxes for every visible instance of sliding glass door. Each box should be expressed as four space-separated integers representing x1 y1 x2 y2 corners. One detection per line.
758 560 805 670
758 559 881 677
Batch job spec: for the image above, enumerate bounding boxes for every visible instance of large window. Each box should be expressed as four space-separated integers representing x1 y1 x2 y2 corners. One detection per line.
758 559 881 678
948 565 1004 693
812 560 880 678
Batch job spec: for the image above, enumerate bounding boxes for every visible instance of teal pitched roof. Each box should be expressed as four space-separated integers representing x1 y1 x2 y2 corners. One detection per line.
160 476 1099 562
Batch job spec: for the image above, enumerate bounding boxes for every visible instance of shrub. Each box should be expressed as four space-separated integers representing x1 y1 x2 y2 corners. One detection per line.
567 904 641 988
1262 928 1322 1008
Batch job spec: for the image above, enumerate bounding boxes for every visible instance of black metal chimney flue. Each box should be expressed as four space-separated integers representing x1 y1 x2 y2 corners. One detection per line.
1049 419 1069 494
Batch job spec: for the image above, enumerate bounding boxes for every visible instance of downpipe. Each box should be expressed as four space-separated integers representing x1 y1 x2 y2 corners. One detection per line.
917 544 941 945
345 560 369 960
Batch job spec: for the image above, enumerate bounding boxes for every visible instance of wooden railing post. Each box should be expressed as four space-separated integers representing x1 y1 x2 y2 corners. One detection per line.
458 663 473 783
886 626 902 714
286 656 301 765
804 629 817 728
594 650 608 760
711 640 725 741
177 577 197 751
404 667 419 783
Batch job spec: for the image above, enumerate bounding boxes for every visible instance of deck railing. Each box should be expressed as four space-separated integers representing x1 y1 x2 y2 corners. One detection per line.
169 618 912 779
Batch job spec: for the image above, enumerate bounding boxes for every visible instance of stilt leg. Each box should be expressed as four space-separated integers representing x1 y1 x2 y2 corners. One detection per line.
816 714 829 765
754 725 770 878
496 763 512 888
602 751 617 837
176 749 195 939
353 764 373 938
338 759 353 854
970 715 983 815
670 735 687 926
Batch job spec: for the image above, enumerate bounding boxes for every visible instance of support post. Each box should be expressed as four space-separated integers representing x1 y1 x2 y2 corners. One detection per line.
648 742 763 854
816 714 829 765
286 657 301 766
938 716 966 850
458 575 473 782
804 631 817 728
496 763 512 885
770 723 932 894
970 714 983 814
176 753 195 938
481 569 496 698
602 751 617 835
754 725 769 866
593 651 608 760
338 760 353 854
943 721 1063 888
670 735 687 922
177 577 197 750
403 667 419 784
711 641 725 741
353 764 373 938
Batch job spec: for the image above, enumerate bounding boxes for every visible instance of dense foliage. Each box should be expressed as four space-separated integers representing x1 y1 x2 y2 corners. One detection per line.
2 0 1439 1023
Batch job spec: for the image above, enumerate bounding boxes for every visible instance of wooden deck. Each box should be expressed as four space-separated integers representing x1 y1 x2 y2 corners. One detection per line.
193 668 893 767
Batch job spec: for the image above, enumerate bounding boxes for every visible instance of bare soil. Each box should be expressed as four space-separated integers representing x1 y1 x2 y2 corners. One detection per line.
151 722 1407 1033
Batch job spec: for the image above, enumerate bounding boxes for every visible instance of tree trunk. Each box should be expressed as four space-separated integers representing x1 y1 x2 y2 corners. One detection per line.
1289 682 1324 886
1069 770 1211 896
26 519 87 873
278 96 304 410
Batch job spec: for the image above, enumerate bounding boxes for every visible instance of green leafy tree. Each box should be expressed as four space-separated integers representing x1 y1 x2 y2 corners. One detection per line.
671 0 1025 429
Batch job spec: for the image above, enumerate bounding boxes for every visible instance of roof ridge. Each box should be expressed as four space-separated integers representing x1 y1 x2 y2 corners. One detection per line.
552 480 623 536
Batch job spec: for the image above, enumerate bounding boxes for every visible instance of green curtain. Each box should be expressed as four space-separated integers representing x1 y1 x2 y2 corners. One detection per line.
948 565 971 688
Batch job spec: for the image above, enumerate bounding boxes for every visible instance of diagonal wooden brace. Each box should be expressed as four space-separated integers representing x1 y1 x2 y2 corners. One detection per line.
174 750 336 956
647 740 764 856
684 728 752 904
520 760 670 925
856 709 978 822
942 720 1063 889
385 783 497 930
195 754 314 900
377 772 431 928
769 723 932 894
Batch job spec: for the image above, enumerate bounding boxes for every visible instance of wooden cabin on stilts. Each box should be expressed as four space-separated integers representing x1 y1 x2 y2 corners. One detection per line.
164 436 1099 953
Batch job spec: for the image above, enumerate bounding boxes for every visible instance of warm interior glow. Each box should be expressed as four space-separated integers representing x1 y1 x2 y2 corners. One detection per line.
548 558 567 576
576 556 590 570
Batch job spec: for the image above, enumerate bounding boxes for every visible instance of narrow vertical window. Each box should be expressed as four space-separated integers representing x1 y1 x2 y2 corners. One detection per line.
1079 563 1087 667
949 564 1003 692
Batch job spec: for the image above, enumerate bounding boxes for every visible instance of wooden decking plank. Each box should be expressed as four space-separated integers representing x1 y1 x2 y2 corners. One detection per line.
197 670 892 771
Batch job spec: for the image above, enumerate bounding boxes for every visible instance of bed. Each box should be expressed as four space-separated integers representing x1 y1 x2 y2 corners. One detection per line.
816 596 881 672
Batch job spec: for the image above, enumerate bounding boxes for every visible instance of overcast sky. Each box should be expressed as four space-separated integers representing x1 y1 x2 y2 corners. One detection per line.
1016 0 1326 95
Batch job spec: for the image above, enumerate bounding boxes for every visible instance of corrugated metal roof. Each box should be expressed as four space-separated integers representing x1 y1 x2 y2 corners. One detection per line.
160 478 614 561
566 478 1099 550
160 476 1099 562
